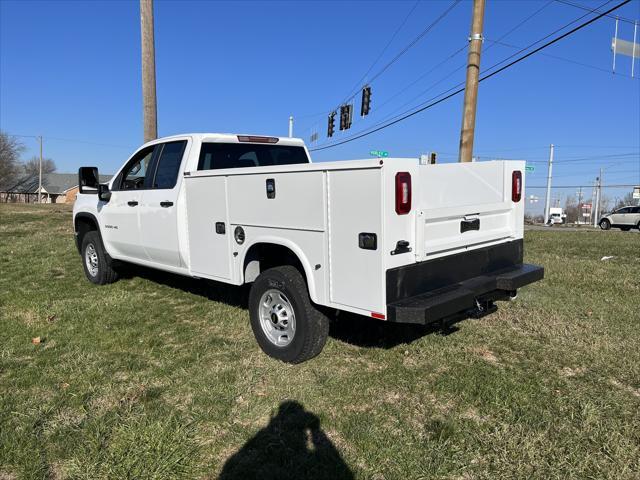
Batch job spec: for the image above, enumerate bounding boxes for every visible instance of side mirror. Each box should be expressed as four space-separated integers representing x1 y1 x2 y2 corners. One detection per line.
79 167 99 194
98 184 112 202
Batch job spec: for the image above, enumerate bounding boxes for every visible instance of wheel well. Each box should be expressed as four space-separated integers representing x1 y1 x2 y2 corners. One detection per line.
74 215 98 252
243 243 306 284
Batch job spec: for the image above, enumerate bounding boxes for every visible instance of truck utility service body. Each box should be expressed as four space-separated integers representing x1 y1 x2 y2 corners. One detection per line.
74 134 543 363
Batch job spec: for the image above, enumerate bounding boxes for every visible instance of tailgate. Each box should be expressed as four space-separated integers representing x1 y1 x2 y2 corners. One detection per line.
415 161 523 259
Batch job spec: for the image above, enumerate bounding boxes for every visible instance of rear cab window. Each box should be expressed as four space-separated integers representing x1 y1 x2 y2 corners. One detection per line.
153 141 187 189
197 143 309 171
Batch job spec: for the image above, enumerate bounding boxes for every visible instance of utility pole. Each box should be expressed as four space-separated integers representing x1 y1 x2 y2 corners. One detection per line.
289 116 294 138
595 168 603 226
38 135 43 204
543 143 554 224
577 186 583 225
140 0 157 143
591 181 597 225
633 21 638 78
458 0 485 163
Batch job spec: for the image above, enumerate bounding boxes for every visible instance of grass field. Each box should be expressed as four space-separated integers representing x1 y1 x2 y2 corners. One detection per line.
1 203 639 479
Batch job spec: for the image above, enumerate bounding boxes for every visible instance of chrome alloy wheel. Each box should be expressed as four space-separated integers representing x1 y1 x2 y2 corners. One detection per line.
85 243 99 277
259 289 296 347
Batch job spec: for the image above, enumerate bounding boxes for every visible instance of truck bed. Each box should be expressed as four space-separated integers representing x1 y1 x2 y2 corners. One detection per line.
183 158 533 320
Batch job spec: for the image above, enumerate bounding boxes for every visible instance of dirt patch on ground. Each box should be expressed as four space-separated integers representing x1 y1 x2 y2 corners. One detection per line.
559 366 587 377
470 347 500 365
608 378 640 398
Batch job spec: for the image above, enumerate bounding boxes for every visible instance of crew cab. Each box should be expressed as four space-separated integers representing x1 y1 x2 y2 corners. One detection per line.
73 133 543 363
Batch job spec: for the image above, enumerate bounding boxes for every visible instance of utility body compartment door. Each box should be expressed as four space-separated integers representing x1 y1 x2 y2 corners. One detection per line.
184 176 232 280
327 168 384 314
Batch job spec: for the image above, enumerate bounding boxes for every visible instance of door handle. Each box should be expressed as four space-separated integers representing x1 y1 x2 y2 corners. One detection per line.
127 201 138 207
160 201 174 208
460 217 480 233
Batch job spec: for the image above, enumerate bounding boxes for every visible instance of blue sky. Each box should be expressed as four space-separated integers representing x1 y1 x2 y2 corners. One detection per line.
1 0 639 211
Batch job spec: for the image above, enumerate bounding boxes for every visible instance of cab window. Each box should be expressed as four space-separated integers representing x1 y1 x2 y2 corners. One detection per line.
153 141 187 189
198 143 309 170
118 146 156 190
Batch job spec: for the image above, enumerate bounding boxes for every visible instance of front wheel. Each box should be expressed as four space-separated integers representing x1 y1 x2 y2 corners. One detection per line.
599 219 611 230
248 265 329 364
81 231 119 285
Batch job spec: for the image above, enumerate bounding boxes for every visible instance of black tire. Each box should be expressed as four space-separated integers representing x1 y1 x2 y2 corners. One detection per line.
248 265 329 364
81 231 119 285
599 219 611 230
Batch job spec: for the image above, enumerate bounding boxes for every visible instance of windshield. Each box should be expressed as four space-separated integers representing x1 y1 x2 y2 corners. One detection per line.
198 142 309 170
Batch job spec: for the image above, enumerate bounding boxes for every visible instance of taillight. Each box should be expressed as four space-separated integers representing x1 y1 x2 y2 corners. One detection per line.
237 135 279 144
395 172 412 215
512 170 522 202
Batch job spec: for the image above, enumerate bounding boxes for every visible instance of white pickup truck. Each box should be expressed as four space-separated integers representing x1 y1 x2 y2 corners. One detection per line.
73 133 543 363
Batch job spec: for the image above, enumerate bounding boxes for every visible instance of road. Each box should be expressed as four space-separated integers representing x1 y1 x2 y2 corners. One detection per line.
525 224 639 233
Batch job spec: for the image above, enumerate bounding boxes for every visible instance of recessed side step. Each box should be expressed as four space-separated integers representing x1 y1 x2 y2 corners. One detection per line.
387 263 544 325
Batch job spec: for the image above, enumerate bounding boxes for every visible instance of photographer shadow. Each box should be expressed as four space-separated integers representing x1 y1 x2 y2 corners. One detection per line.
219 401 354 480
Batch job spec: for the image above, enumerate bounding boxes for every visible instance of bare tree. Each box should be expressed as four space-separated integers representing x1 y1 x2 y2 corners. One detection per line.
564 195 578 223
22 156 56 176
614 192 638 209
0 131 25 189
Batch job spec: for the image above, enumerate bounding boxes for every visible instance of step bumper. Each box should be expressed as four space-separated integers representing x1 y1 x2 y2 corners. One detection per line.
387 263 544 324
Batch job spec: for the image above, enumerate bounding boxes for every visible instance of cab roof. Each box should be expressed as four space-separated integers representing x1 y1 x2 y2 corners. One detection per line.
143 133 306 148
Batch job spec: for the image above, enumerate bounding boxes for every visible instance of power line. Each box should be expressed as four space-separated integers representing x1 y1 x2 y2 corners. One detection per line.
527 183 637 188
298 0 462 120
8 133 135 150
362 0 462 88
338 0 421 106
312 0 612 150
525 152 639 163
296 1 421 121
554 0 638 24
310 0 630 152
382 0 599 122
350 1 555 133
486 38 640 80
370 43 468 115
552 168 639 178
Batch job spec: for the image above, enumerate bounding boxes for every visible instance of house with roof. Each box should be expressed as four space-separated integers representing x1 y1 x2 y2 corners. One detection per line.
0 172 112 204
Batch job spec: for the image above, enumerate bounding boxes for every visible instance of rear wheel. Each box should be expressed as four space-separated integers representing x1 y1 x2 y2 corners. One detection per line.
599 219 611 230
248 265 329 364
81 231 119 285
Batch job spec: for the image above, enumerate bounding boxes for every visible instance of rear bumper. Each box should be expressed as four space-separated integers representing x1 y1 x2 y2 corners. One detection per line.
386 240 544 324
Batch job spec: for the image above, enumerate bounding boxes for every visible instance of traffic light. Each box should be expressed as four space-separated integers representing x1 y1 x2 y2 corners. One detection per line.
430 152 437 164
327 111 336 137
339 104 352 131
361 86 371 116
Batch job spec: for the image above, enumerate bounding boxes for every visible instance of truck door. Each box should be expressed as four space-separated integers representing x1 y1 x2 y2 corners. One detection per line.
100 145 157 260
139 140 189 268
